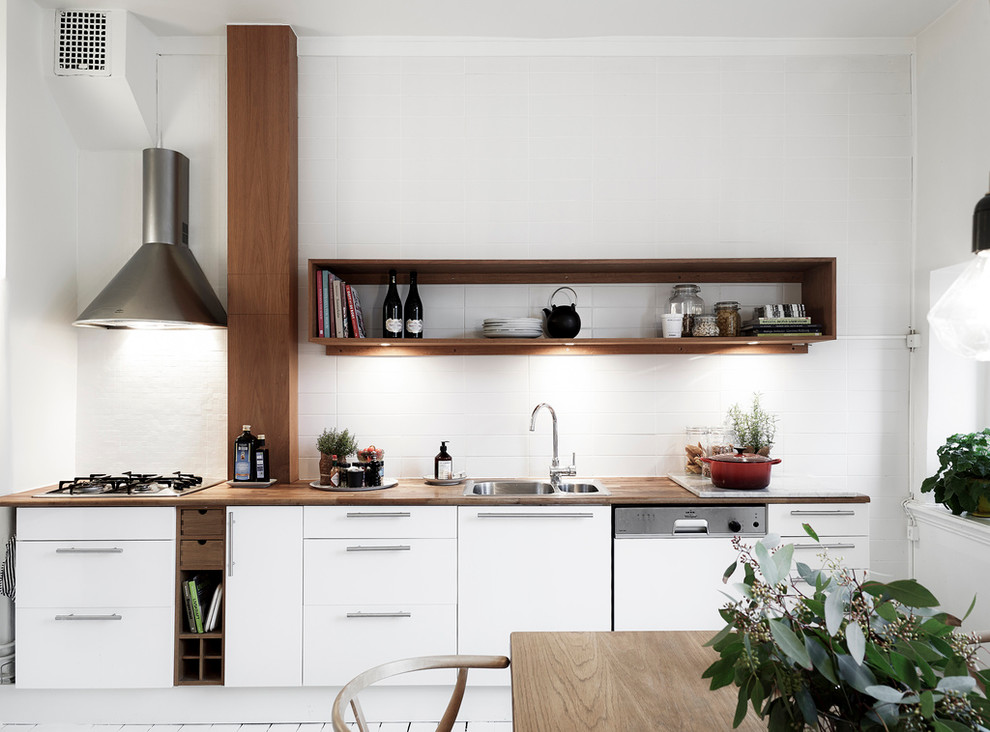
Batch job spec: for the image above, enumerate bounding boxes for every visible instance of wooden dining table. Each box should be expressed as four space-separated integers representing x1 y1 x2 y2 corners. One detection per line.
510 630 765 731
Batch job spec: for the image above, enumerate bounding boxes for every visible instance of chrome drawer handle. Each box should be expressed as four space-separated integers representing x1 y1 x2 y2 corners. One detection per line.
227 513 235 578
477 512 594 519
346 611 411 619
793 543 856 550
346 512 411 518
55 547 123 554
346 545 411 552
55 613 122 621
788 510 856 516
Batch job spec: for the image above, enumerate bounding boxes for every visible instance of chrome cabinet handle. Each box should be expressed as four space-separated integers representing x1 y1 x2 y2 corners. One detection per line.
346 511 412 518
788 510 856 516
477 512 595 519
346 545 411 552
346 611 411 619
793 543 856 550
55 613 122 621
227 512 235 577
56 547 123 554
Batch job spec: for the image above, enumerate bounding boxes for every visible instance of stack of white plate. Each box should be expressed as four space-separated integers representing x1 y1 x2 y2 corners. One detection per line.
482 317 544 338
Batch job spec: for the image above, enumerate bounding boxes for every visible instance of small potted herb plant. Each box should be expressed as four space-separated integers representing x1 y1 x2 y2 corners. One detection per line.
316 427 359 485
921 428 990 517
704 526 990 730
726 392 778 456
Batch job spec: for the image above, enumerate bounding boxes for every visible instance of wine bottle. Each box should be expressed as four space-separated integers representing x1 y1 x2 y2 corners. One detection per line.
403 270 424 338
233 425 256 482
382 269 403 338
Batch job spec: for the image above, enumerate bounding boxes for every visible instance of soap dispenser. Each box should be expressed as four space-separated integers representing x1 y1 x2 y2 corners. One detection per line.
435 441 452 480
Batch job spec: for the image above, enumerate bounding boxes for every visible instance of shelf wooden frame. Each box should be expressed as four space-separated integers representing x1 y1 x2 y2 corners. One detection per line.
307 258 836 357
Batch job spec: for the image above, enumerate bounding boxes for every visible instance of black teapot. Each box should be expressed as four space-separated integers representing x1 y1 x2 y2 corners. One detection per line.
543 286 581 338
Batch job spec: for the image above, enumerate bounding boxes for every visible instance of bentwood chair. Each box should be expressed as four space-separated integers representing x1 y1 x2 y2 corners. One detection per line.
331 654 510 732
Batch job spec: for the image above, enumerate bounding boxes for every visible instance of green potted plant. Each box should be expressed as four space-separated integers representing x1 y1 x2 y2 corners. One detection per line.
921 429 990 517
704 526 990 731
726 392 778 455
316 427 359 485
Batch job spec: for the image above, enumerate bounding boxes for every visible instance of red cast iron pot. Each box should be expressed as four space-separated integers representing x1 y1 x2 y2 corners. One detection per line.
699 450 781 490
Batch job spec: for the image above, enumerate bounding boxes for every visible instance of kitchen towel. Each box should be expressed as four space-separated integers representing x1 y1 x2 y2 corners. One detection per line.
0 536 13 601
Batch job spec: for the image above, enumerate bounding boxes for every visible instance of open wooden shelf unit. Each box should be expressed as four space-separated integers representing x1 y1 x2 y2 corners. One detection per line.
307 257 836 356
175 507 226 685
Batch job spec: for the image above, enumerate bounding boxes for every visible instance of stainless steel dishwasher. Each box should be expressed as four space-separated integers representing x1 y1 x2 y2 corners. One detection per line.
613 505 767 631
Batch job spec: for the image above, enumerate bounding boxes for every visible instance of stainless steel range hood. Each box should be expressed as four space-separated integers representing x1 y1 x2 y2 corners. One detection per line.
73 148 227 329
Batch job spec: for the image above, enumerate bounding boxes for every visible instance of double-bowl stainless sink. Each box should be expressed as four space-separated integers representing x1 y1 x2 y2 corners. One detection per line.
463 478 609 496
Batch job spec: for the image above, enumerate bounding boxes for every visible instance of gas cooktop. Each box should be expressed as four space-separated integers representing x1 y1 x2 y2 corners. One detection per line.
36 472 224 498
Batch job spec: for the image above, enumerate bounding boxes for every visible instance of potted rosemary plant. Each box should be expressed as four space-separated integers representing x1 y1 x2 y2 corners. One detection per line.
921 428 990 517
316 427 359 485
704 526 990 731
726 392 778 456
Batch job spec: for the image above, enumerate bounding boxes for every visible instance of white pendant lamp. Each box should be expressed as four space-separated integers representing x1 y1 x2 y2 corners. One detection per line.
927 180 990 360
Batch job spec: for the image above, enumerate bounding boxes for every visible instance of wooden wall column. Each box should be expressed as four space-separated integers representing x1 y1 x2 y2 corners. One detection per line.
226 25 298 483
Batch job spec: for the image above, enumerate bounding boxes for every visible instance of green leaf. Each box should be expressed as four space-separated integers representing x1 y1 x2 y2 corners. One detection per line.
806 635 838 685
889 651 920 690
802 523 819 542
755 540 781 587
825 584 846 636
846 621 866 665
933 719 980 732
772 543 794 588
862 578 940 608
768 618 812 670
794 685 818 726
936 675 977 694
749 676 765 714
908 638 944 663
865 684 907 703
733 682 750 727
722 560 738 584
875 601 898 622
962 594 977 622
704 624 734 648
920 689 935 718
836 653 878 693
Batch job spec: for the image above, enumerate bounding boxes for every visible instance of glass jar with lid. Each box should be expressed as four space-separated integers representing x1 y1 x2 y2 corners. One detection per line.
692 314 719 337
714 301 742 337
667 284 704 337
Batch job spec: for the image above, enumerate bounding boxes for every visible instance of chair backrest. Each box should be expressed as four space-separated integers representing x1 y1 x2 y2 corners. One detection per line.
331 654 510 732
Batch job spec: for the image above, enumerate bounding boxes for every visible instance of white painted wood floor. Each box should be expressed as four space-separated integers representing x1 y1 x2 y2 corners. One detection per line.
0 724 512 732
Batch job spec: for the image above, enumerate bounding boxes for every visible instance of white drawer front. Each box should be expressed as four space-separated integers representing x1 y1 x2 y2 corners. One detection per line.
15 606 174 688
769 503 869 537
787 535 870 572
303 604 457 686
17 540 175 608
305 538 456 605
17 506 175 540
304 506 456 539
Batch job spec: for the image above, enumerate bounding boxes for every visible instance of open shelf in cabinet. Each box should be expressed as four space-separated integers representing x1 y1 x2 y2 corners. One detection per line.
308 258 836 356
175 507 225 686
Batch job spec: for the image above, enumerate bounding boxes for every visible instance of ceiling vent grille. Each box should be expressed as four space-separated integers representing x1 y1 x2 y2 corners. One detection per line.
54 10 111 76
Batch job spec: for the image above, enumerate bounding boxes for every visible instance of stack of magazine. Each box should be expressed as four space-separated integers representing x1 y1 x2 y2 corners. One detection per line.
315 269 367 338
183 574 222 634
742 304 822 337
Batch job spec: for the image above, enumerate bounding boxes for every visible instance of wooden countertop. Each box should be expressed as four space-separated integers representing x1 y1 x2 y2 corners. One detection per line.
510 630 764 731
0 476 869 507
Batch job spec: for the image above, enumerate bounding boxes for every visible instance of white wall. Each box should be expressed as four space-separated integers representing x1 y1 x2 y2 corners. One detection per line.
914 0 990 476
3 0 78 496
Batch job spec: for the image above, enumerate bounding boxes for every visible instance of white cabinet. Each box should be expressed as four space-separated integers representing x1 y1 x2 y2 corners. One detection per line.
457 506 611 685
224 506 303 687
15 507 176 689
303 506 458 686
769 502 871 585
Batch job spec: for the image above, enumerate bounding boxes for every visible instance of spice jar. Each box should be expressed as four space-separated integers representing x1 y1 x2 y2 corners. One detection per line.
667 284 704 337
714 301 742 337
692 314 719 337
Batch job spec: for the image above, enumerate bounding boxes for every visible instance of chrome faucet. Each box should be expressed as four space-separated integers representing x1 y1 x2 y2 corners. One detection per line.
529 402 577 486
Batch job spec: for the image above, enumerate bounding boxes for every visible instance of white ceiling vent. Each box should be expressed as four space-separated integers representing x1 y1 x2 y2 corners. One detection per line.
55 10 111 77
46 9 156 150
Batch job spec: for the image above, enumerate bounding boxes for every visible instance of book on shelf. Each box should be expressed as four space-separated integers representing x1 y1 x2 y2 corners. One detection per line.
754 304 806 318
747 316 812 325
332 277 348 338
182 580 197 634
345 284 366 338
204 584 223 632
322 270 333 337
742 325 823 336
744 331 823 337
186 574 216 634
316 270 325 337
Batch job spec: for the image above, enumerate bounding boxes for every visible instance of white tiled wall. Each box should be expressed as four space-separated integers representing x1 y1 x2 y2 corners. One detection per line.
295 48 914 580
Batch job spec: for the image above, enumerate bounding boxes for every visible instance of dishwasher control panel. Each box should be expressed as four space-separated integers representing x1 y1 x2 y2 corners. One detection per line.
614 505 767 538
